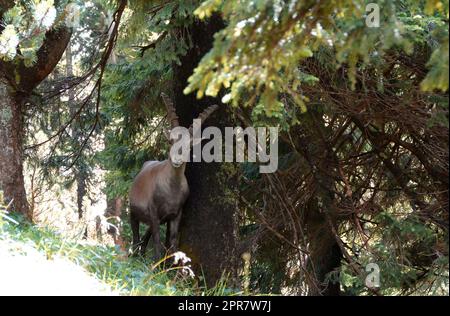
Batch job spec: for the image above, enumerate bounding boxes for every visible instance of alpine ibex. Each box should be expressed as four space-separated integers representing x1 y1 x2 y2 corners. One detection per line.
129 93 218 259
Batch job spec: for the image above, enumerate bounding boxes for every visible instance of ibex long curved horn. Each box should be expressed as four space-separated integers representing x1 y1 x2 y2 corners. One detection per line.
161 93 179 128
188 104 219 135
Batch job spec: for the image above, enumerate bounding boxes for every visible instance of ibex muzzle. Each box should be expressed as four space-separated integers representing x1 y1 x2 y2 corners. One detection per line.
129 93 218 259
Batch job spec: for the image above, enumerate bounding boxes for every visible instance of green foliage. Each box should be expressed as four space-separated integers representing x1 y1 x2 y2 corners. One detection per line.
0 0 73 64
337 208 449 296
95 1 448 296
185 0 449 120
98 0 201 198
0 211 240 295
421 37 449 91
12 0 447 296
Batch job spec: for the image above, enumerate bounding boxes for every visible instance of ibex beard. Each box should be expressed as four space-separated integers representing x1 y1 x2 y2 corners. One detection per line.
170 119 279 174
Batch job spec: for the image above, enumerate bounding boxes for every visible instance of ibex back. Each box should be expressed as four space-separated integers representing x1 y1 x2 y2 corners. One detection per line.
129 93 218 259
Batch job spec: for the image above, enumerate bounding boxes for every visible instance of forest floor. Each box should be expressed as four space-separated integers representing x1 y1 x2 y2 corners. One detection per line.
0 212 202 296
0 212 233 296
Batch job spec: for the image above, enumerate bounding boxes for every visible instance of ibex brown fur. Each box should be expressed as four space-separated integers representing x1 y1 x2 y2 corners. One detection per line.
129 93 218 259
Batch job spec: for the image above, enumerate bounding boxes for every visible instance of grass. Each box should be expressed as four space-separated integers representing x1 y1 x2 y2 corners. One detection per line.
0 210 238 296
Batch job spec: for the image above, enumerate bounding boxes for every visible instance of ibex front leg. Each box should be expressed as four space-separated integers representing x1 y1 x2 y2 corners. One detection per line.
167 211 182 254
150 215 163 260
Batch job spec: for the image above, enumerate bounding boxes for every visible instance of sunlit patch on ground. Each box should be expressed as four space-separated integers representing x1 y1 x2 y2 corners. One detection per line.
0 238 118 296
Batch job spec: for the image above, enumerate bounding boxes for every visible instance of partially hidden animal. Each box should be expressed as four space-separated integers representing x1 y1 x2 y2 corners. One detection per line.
129 93 218 259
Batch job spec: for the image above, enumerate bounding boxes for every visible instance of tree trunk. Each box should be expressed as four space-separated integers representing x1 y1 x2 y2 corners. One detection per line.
300 109 343 295
0 26 71 221
0 79 30 218
173 15 239 287
305 207 342 296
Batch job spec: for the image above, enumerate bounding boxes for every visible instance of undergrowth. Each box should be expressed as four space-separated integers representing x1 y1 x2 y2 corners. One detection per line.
0 210 238 296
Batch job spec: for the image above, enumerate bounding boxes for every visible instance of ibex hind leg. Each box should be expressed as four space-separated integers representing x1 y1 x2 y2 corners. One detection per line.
129 209 141 256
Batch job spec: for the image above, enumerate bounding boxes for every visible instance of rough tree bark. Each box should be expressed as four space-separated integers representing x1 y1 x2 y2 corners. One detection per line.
173 15 239 287
300 109 343 296
0 80 29 217
0 25 71 219
304 204 342 296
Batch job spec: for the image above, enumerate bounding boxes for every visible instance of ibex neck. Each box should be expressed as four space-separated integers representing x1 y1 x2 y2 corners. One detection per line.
167 161 186 179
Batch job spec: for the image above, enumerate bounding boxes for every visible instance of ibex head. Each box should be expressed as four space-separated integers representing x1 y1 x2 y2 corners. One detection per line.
161 93 218 168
